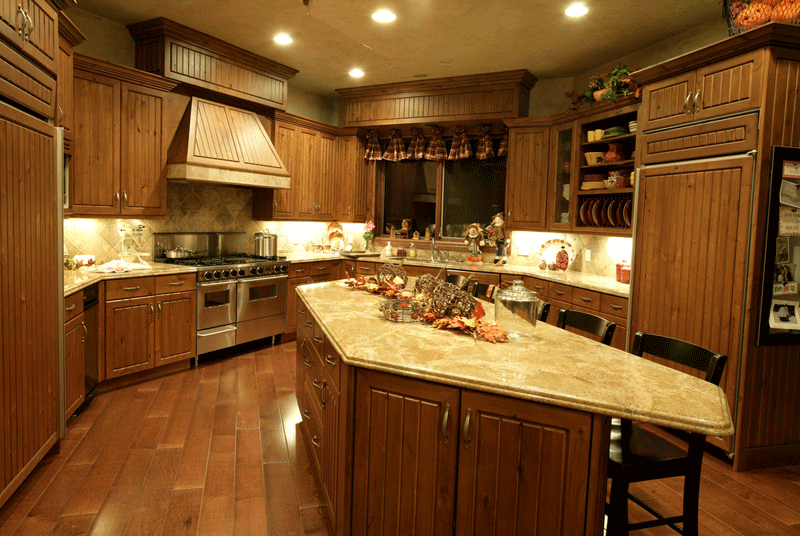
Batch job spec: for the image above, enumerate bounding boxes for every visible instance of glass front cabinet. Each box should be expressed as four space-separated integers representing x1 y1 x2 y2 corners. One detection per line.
547 121 577 231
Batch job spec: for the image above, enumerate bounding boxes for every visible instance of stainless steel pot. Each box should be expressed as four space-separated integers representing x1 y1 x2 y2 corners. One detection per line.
254 229 278 258
163 246 207 259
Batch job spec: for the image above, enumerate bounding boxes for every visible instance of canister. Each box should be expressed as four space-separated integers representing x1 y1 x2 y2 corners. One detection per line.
494 280 539 340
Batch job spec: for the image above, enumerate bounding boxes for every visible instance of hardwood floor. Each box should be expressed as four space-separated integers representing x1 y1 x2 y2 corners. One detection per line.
1 340 800 535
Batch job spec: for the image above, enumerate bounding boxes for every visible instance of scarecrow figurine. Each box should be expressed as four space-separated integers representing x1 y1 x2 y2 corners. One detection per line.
485 212 509 264
464 223 485 262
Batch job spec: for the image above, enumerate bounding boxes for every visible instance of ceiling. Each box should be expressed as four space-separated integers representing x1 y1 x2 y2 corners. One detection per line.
70 0 722 96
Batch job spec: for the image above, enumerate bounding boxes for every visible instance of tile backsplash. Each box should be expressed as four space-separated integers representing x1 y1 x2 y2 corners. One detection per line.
64 182 632 279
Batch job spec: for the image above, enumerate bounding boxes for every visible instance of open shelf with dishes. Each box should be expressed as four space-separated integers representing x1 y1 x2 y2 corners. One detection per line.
576 105 638 233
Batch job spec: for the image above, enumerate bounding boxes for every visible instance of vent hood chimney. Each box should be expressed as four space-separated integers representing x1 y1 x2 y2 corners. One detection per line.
167 97 290 188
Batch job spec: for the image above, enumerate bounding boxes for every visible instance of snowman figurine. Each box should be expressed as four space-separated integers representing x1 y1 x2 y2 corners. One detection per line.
485 212 509 264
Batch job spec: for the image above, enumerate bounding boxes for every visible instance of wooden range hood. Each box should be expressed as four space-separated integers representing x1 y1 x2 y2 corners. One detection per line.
167 97 290 189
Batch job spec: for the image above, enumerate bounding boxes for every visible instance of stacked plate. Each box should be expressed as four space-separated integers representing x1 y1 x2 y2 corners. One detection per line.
628 120 638 133
601 126 629 139
581 173 606 190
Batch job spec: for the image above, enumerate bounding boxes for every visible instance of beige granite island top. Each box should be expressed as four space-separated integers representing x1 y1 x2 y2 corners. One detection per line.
297 280 734 437
64 263 197 296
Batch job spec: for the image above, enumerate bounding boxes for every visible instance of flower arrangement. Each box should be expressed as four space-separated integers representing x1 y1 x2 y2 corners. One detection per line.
363 220 375 246
567 64 640 109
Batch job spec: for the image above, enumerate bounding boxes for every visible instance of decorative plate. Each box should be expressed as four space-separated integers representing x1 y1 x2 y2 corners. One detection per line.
579 199 589 225
617 198 625 227
539 239 575 264
607 199 618 227
330 237 345 251
591 199 601 226
623 199 632 227
327 222 343 233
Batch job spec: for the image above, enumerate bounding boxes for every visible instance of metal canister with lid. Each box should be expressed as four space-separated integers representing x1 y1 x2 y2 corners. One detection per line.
494 280 539 340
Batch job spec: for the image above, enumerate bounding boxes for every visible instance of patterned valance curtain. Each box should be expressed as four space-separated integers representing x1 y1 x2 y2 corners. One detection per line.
382 129 408 161
424 126 447 161
497 126 509 157
405 128 426 160
475 125 495 160
447 126 472 160
364 130 382 160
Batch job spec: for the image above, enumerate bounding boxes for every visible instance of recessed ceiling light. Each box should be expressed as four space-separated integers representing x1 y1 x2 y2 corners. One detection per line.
274 33 293 45
349 69 365 78
565 3 588 17
372 9 396 23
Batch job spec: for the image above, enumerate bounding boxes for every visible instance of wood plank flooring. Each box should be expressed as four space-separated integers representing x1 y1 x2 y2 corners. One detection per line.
0 340 799 535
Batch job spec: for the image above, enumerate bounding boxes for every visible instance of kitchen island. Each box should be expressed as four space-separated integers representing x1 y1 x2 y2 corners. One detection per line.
295 281 733 536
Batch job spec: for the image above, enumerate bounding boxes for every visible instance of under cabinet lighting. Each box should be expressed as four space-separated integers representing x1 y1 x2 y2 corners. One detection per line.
349 68 365 78
274 33 293 45
372 9 396 23
565 3 588 17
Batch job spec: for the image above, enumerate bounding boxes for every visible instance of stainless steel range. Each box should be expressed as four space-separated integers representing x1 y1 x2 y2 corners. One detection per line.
154 233 288 355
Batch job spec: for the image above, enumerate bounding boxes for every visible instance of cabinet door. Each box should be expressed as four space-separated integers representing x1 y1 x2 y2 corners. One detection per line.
72 71 120 215
353 370 460 536
272 122 297 218
548 122 577 230
155 290 196 366
296 129 319 218
339 135 370 222
695 50 763 123
105 296 154 379
64 313 86 420
639 71 695 132
21 0 57 75
630 156 754 453
320 375 340 524
0 102 59 500
506 127 548 230
455 390 594 536
287 276 313 334
317 131 337 219
120 82 166 216
57 35 74 138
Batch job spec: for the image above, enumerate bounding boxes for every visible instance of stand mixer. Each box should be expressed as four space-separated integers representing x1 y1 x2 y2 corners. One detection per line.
118 223 150 266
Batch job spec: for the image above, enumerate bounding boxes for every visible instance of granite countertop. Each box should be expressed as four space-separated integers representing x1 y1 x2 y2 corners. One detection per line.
297 281 733 437
64 263 196 296
344 255 630 297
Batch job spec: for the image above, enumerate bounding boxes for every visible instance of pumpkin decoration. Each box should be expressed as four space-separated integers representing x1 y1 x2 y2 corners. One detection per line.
771 0 800 21
736 2 773 26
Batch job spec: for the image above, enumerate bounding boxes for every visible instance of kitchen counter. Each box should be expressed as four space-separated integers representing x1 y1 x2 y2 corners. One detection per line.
64 263 197 296
283 251 629 297
297 280 733 436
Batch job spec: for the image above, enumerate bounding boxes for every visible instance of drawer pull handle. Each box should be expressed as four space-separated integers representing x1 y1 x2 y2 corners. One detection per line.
65 304 77 312
359 267 371 271
123 191 128 208
81 322 87 343
317 266 326 271
158 302 162 317
555 290 565 296
115 190 120 207
684 92 692 114
302 409 311 419
533 285 543 291
303 358 312 368
300 339 306 349
442 403 450 445
298 309 306 314
462 408 472 449
580 296 592 303
150 304 154 322
313 336 322 344
169 281 185 286
693 89 701 114
294 268 306 273
311 435 320 448
123 286 141 291
313 379 325 390
305 321 313 328
610 304 623 310
325 355 336 366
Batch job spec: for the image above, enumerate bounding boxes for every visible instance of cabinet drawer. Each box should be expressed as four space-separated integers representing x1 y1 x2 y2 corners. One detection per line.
549 282 573 303
573 289 600 311
289 263 314 279
105 277 155 300
355 261 377 276
155 273 196 294
641 113 758 165
524 277 548 298
311 261 336 278
64 291 83 322
600 293 629 319
311 320 326 358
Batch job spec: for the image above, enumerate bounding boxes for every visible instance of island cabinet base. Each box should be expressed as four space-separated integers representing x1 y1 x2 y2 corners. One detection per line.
296 298 610 536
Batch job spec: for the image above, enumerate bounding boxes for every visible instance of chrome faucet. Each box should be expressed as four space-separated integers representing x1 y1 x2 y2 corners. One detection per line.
430 231 449 262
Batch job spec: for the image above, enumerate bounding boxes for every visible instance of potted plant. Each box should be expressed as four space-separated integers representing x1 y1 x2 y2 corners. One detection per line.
584 75 607 102
577 64 640 107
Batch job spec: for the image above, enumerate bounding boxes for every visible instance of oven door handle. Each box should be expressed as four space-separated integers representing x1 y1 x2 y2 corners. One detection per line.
240 274 288 284
197 325 237 336
197 280 237 289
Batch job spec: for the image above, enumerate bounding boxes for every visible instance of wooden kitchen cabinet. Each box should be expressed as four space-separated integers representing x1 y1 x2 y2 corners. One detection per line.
338 133 371 222
353 369 460 536
455 390 596 536
505 126 549 230
56 13 84 142
64 312 86 420
104 274 196 379
638 49 764 132
547 121 577 231
72 55 177 217
0 0 58 76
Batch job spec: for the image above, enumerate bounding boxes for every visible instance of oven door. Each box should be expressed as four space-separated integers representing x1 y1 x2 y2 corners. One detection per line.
237 274 288 323
197 280 237 330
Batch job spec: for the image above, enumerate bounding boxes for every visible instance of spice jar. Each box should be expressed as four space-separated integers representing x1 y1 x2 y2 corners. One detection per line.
495 280 539 340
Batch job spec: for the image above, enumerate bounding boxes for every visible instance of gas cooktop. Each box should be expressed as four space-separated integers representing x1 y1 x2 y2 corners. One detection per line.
156 255 289 281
